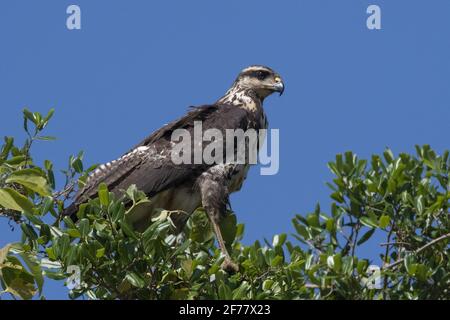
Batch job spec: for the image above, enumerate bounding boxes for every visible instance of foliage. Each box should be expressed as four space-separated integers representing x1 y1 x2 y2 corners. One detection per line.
0 109 449 300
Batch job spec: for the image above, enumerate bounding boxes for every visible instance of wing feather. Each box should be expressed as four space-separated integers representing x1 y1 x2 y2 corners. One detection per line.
65 103 253 216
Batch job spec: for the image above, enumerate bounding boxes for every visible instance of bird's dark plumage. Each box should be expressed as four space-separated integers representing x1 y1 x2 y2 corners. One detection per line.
64 65 284 272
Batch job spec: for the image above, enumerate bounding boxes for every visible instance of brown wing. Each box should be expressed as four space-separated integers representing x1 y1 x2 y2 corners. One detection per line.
64 104 252 216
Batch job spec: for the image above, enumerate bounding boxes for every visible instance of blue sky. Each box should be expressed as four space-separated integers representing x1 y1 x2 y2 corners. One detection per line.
1 1 449 299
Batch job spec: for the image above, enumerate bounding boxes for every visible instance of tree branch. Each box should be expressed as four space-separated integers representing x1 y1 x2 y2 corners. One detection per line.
379 241 410 247
384 232 450 270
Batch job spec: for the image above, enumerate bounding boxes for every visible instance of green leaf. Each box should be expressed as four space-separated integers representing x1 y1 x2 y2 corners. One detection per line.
3 276 37 300
35 136 56 141
360 216 378 229
1 256 37 300
235 223 245 240
5 155 27 166
335 154 344 172
54 235 71 259
181 259 193 279
218 283 232 299
96 248 105 258
270 255 283 267
378 215 390 229
326 218 335 232
78 219 90 238
305 254 314 271
125 272 145 288
272 233 287 247
44 270 66 280
98 183 110 207
404 254 416 276
125 184 147 204
66 228 81 238
63 216 76 229
232 281 250 299
23 108 37 125
45 247 56 260
357 228 376 246
357 260 368 274
262 279 274 291
72 159 83 174
1 137 14 160
42 108 55 126
330 192 344 203
306 213 320 228
171 288 189 300
0 244 12 266
415 195 424 215
0 188 34 213
219 213 237 245
66 245 79 266
23 211 43 226
170 239 191 258
342 256 354 275
383 148 394 163
119 221 138 240
20 223 38 240
187 210 214 243
414 264 430 282
333 253 342 272
293 221 311 240
41 196 54 215
6 169 52 196
19 253 44 295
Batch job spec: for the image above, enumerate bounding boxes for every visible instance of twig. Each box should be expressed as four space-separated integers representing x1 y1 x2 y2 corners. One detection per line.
384 232 450 270
52 181 75 201
254 269 274 282
341 215 355 255
304 283 332 289
379 242 410 247
340 229 352 244
382 217 395 299
351 222 360 258
305 240 323 254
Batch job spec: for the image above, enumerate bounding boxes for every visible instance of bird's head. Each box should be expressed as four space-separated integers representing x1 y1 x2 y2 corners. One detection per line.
233 65 285 100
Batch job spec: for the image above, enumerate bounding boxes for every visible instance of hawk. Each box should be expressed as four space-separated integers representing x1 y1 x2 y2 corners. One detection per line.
64 65 284 272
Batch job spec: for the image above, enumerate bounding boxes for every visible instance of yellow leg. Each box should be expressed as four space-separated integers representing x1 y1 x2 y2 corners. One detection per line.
211 218 239 273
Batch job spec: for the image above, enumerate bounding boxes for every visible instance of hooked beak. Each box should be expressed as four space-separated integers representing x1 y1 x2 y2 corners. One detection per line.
273 76 285 96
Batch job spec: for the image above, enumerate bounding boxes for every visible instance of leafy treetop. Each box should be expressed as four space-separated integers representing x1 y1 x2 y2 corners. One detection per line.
0 109 448 300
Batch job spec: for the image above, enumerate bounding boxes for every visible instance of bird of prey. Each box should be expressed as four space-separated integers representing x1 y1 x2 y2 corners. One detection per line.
64 65 284 272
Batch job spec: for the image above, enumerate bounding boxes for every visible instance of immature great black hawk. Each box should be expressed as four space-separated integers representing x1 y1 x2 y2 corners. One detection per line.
64 65 285 272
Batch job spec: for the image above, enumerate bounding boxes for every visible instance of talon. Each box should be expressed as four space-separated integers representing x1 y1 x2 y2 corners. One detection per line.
221 259 239 274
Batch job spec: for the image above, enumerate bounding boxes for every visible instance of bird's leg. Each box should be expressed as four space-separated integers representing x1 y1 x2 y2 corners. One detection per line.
208 211 239 273
198 174 239 274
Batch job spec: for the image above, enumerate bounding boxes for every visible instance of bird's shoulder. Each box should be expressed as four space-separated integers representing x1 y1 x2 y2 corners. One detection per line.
70 103 252 205
131 103 253 150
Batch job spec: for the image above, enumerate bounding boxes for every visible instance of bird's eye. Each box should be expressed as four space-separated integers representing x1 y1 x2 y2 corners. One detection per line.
256 71 267 80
